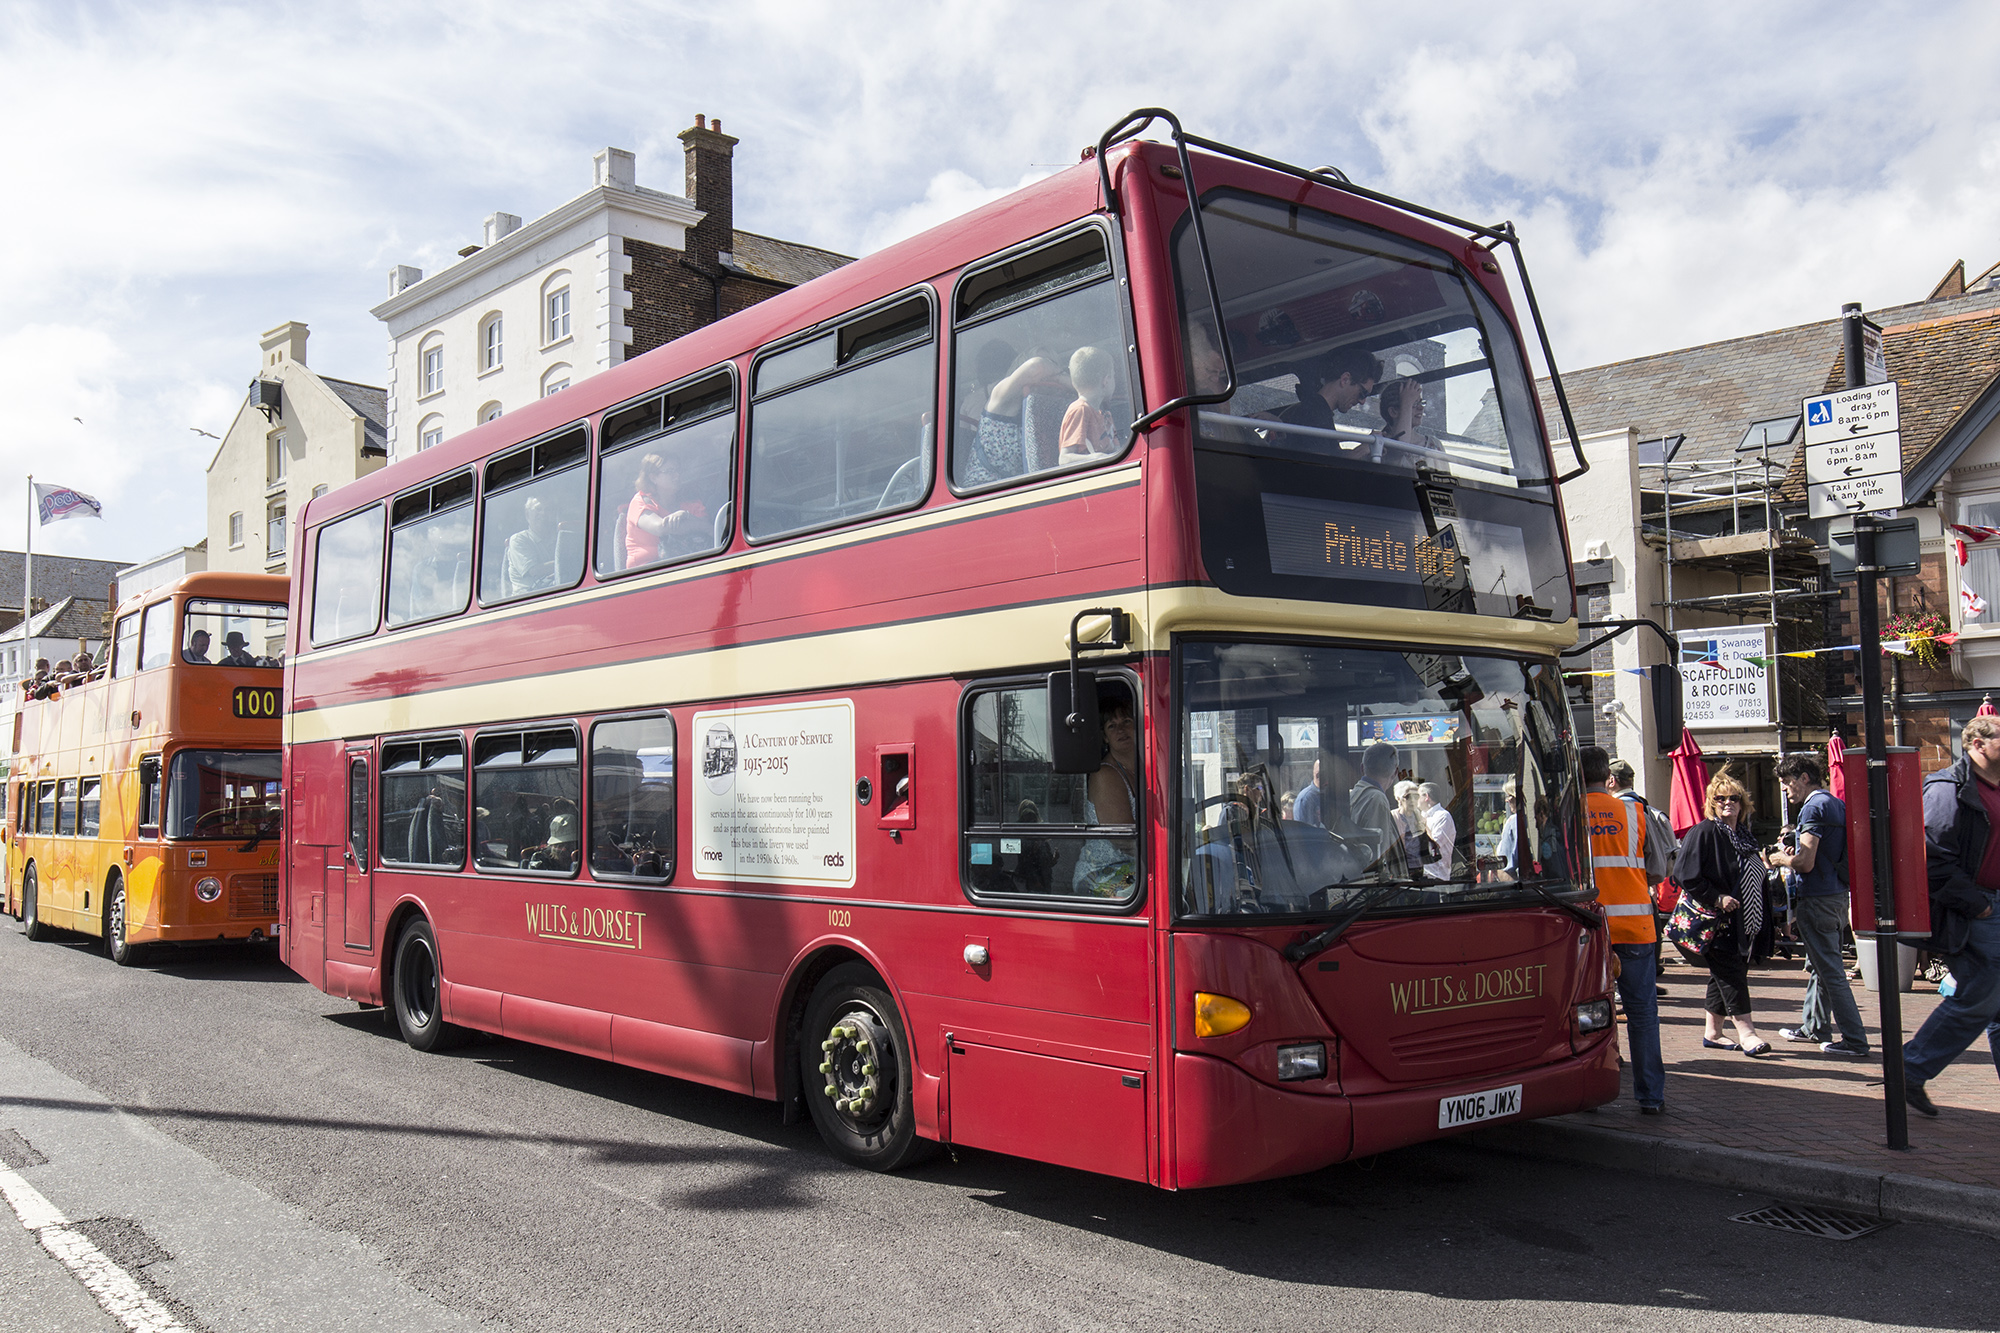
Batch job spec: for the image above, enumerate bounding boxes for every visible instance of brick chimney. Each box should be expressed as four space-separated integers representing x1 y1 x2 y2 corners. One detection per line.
678 113 739 270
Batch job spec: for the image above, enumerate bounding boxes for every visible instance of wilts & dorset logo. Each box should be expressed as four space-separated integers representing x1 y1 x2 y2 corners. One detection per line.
1389 964 1547 1016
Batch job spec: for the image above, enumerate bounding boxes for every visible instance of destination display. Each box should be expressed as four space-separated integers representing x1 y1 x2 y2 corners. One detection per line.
690 699 856 887
1261 493 1531 605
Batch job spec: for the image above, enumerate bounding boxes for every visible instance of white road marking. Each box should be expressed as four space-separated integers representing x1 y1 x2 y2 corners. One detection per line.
0 1165 189 1333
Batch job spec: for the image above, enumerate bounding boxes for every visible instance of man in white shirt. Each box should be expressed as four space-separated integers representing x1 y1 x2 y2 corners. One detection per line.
1418 781 1456 880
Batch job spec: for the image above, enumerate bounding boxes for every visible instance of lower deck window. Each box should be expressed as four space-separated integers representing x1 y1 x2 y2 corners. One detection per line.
474 727 581 874
589 715 675 881
380 737 467 868
962 678 1139 904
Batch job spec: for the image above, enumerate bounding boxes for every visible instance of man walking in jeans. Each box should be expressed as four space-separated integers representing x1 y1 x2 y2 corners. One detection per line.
1902 715 2000 1116
1770 754 1868 1056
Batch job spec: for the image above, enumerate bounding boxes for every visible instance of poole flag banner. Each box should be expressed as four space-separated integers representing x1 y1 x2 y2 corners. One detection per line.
34 483 101 525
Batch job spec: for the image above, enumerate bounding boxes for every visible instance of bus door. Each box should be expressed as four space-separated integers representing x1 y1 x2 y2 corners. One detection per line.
335 749 375 955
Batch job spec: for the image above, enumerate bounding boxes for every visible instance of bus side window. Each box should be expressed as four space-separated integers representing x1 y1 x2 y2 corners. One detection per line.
594 371 736 578
55 779 77 836
379 736 466 868
79 777 100 838
386 472 475 629
137 756 162 837
588 714 674 881
311 505 386 647
478 427 589 606
139 601 173 672
747 293 935 541
951 228 1129 490
112 613 140 679
960 678 1139 906
472 727 581 875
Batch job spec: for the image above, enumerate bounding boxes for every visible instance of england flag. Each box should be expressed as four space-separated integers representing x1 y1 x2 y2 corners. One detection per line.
33 483 102 526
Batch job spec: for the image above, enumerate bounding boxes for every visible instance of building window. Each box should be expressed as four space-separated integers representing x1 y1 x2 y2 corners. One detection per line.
268 432 288 486
267 503 287 560
311 483 329 501
421 341 444 396
547 287 571 343
541 364 571 397
228 511 244 548
480 402 504 424
482 315 504 371
418 413 444 452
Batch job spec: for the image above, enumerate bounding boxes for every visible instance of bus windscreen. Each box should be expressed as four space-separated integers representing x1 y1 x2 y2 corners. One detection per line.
166 749 282 841
1175 190 1572 621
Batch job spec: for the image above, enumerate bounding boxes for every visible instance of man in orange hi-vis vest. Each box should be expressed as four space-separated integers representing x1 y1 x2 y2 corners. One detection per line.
1582 745 1664 1115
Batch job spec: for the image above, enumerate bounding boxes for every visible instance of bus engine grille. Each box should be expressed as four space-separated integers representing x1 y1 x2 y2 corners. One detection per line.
228 873 279 919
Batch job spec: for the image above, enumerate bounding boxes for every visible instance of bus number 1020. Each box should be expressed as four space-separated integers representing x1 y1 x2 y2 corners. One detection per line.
232 686 282 719
827 909 851 928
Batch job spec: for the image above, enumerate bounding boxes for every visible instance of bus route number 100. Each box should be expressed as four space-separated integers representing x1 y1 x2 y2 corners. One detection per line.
232 686 283 719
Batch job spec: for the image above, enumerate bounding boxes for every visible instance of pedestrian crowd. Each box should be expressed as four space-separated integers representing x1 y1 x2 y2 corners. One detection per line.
1594 723 2000 1122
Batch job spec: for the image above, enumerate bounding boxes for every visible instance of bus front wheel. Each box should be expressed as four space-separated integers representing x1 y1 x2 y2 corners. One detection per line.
104 879 146 967
799 963 937 1172
391 918 468 1053
21 865 47 942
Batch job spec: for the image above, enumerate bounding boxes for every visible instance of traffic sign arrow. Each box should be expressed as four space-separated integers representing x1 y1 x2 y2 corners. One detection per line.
1803 382 1899 446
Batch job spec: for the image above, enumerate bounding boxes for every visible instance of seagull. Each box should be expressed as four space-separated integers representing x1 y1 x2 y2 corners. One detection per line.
190 427 220 440
72 417 82 424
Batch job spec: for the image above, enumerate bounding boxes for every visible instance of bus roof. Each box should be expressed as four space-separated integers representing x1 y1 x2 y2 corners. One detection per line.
113 571 289 622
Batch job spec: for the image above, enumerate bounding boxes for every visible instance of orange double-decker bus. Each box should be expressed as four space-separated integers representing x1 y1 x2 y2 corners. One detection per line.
6 572 287 964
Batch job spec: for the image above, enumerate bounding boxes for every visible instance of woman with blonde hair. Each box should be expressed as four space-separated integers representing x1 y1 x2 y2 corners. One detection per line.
1671 770 1773 1056
1393 780 1424 868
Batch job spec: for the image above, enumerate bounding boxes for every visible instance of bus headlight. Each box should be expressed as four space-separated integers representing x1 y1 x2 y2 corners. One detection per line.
1276 1042 1327 1080
1193 992 1251 1038
1575 999 1612 1033
195 877 222 902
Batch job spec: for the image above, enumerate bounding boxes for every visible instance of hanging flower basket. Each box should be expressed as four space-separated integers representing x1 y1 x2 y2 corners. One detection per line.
1887 610 1951 669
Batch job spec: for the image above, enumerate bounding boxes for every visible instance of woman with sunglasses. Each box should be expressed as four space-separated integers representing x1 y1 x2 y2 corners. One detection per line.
1672 772 1774 1056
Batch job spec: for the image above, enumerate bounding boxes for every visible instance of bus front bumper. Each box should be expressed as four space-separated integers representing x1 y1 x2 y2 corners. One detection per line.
1171 1033 1619 1189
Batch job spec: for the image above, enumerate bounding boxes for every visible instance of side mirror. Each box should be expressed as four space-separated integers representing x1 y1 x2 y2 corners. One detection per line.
1651 663 1683 754
1048 669 1101 774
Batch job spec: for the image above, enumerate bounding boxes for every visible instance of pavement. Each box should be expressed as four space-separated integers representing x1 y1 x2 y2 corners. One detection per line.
1471 948 2000 1236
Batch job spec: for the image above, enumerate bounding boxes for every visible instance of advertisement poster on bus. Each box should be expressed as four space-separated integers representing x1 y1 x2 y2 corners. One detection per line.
690 699 856 887
1677 625 1774 728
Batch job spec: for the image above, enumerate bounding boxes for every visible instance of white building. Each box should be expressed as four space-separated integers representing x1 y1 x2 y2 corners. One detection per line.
371 116 849 459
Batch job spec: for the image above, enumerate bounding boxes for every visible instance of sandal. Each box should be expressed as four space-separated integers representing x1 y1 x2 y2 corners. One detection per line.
1701 1037 1739 1050
1741 1040 1773 1058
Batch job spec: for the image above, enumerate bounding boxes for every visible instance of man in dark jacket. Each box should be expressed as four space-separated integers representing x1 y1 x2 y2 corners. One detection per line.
1903 715 2000 1115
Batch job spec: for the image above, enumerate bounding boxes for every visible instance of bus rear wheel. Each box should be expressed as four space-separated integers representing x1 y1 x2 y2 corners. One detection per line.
799 963 936 1172
391 918 468 1053
21 865 48 942
104 879 146 967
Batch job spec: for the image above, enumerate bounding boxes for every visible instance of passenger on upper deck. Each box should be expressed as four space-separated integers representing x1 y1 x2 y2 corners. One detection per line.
624 453 704 568
1377 379 1444 456
961 340 1067 484
220 632 257 667
503 497 561 598
1058 347 1120 463
184 631 212 664
1278 347 1381 434
72 650 96 680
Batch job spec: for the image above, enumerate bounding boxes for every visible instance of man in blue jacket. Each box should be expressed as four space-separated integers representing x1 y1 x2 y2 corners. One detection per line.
1904 715 2000 1115
1771 754 1867 1055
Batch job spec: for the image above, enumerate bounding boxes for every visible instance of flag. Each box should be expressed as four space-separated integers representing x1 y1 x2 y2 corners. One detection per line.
1965 585 1988 620
33 483 101 526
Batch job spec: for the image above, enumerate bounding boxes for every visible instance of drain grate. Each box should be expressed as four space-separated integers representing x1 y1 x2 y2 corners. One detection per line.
1730 1204 1890 1241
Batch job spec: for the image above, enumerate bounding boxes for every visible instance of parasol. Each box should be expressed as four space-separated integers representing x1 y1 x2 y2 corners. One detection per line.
1827 732 1847 802
1667 727 1708 837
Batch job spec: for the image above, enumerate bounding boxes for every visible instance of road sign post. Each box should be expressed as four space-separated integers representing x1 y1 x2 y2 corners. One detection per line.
1817 301 1908 1151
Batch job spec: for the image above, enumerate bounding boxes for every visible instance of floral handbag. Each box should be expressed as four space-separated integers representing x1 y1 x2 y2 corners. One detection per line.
1665 890 1722 960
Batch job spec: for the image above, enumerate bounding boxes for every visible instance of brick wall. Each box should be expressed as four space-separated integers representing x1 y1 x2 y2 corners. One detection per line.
624 239 799 360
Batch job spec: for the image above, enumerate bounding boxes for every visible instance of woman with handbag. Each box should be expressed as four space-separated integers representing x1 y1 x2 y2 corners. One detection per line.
1669 772 1774 1057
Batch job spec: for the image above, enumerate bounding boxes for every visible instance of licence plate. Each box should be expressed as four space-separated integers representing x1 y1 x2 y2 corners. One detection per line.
1438 1083 1522 1129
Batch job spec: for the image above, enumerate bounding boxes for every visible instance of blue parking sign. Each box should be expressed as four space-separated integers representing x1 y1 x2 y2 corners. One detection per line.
1806 397 1833 427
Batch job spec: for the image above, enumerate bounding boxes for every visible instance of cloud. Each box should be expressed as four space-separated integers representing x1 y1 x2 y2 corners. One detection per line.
3 0 1999 563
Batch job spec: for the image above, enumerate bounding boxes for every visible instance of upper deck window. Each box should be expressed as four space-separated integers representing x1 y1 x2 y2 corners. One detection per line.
184 598 287 666
746 293 935 542
310 506 386 647
1174 190 1571 622
595 371 735 577
112 612 140 679
139 600 174 672
479 426 588 605
386 471 475 628
951 228 1133 490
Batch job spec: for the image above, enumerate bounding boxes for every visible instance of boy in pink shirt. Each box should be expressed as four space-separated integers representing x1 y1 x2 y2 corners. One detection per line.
1059 346 1118 462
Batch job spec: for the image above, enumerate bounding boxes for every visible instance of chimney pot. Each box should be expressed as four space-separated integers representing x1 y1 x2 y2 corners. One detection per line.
696 114 706 129
712 118 721 132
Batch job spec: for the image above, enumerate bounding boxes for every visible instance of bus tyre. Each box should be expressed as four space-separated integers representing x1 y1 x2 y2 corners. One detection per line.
104 880 146 967
21 865 48 942
391 918 469 1053
800 963 936 1172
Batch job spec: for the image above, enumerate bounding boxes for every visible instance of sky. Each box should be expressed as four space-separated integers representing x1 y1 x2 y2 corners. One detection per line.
3 0 1998 566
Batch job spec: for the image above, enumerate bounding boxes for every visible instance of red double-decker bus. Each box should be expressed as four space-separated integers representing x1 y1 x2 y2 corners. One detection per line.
280 111 1616 1187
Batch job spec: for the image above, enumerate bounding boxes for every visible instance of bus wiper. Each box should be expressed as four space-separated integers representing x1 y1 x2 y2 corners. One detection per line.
1282 878 1469 965
1510 875 1602 930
